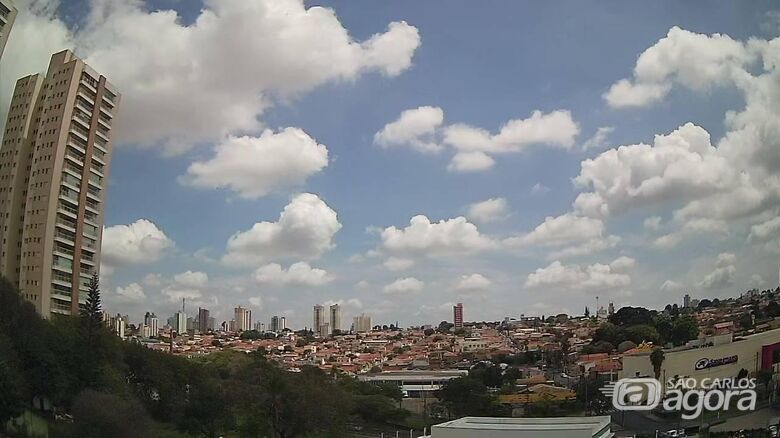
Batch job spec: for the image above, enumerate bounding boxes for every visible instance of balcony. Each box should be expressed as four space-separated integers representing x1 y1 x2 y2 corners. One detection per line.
85 199 100 214
72 113 91 131
57 202 78 219
95 128 110 143
61 174 81 191
98 114 111 129
76 97 94 114
53 257 73 273
88 172 102 187
68 137 87 155
64 162 84 177
59 189 79 205
87 185 100 198
55 230 75 245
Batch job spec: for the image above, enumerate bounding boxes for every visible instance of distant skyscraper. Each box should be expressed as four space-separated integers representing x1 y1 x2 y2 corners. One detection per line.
175 311 187 334
329 304 341 334
353 313 372 333
453 303 463 328
683 294 691 308
0 0 17 60
234 306 251 332
0 50 120 317
144 312 158 337
313 304 325 335
280 316 287 331
608 302 615 315
198 308 210 334
110 313 125 338
270 315 281 332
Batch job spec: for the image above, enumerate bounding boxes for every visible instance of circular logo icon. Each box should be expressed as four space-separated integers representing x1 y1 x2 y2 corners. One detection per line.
695 358 710 370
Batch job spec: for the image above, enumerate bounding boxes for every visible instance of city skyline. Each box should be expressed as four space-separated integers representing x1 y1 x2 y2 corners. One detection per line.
2 0 780 326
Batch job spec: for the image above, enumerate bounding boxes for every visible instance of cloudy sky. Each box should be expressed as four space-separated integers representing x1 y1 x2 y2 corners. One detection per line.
4 0 780 328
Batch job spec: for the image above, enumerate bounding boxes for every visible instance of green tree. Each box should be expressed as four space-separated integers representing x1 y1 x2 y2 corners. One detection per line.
0 335 25 424
68 389 152 438
437 377 508 418
670 316 699 346
608 307 654 327
624 324 661 345
80 273 103 343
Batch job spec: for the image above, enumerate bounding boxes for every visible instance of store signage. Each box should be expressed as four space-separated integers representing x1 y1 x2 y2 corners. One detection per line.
694 355 737 370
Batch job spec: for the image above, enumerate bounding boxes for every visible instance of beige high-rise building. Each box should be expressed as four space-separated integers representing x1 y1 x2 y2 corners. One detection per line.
0 50 120 317
353 313 372 333
0 0 17 60
234 306 251 332
329 303 341 334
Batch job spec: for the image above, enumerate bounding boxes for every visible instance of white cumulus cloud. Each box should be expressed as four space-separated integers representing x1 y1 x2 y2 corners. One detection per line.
223 193 341 266
380 215 497 256
384 277 424 295
373 106 444 153
184 128 328 199
101 219 173 272
466 198 509 223
455 273 492 292
253 262 333 286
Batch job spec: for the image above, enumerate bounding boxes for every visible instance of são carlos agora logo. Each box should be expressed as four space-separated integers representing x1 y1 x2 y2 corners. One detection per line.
601 377 757 420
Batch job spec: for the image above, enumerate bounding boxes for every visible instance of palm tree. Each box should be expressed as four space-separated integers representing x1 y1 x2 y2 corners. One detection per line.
649 347 665 380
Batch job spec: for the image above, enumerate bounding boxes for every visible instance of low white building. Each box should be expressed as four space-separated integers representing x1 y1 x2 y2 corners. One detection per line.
423 416 613 438
621 327 780 386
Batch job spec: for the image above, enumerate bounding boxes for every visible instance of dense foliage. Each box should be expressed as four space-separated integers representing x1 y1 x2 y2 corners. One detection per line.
583 306 699 353
0 277 406 437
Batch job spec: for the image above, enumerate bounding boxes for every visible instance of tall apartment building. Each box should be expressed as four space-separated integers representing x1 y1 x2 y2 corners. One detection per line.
353 313 372 333
453 302 463 328
279 316 286 331
234 305 251 332
198 307 210 334
270 315 280 332
329 303 341 334
144 311 159 337
313 304 324 334
0 0 17 60
174 311 186 334
0 50 119 317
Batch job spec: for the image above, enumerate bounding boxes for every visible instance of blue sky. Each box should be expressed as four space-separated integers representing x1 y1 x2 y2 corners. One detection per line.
3 0 780 328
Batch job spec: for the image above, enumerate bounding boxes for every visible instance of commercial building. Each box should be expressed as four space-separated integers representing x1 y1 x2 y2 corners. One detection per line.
329 303 341 334
0 50 119 317
0 0 17 60
423 416 613 438
621 327 780 387
234 306 251 332
353 313 372 333
453 303 463 328
280 316 286 331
